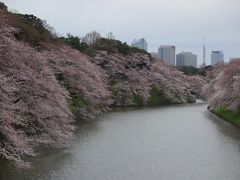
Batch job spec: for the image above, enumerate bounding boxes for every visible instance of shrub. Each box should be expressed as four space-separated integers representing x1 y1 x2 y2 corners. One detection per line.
58 34 89 52
70 94 89 114
62 36 152 57
0 2 7 10
148 85 171 105
11 13 56 46
133 93 144 106
177 66 209 77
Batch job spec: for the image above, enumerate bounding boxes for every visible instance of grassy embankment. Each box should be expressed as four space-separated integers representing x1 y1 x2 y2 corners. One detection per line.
212 108 240 127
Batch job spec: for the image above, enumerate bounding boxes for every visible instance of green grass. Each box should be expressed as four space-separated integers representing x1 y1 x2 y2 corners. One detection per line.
213 108 240 125
185 96 195 103
148 86 171 106
132 93 144 106
69 94 89 114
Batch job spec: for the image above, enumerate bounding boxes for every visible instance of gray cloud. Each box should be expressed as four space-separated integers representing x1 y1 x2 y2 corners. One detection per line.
2 0 240 65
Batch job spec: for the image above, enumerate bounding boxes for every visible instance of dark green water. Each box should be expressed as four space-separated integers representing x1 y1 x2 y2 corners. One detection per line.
1 103 240 180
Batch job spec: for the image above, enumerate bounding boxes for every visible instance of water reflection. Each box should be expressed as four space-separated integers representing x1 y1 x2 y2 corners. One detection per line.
1 103 240 180
205 110 240 141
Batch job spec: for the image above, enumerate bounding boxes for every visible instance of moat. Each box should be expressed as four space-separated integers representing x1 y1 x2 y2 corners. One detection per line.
1 103 240 180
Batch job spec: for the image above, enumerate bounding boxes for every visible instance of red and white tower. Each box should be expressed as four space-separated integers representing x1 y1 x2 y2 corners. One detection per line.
202 38 206 67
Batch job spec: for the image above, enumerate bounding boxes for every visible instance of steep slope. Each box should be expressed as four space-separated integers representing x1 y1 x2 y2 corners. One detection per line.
42 45 112 121
92 51 197 106
0 9 113 166
203 60 240 124
0 13 74 167
0 6 206 167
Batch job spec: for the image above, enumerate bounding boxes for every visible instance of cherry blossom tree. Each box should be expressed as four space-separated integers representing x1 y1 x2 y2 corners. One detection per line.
0 8 208 168
203 60 240 111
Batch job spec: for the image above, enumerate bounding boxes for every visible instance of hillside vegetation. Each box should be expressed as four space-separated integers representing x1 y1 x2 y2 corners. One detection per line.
0 3 206 167
203 60 240 125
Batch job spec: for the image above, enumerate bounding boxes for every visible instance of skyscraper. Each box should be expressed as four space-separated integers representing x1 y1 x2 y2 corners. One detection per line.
131 38 148 51
176 52 197 68
211 51 224 65
158 45 176 66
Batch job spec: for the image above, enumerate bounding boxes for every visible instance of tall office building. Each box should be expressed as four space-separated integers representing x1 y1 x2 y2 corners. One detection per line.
176 52 197 68
158 45 176 66
131 38 148 51
211 51 224 65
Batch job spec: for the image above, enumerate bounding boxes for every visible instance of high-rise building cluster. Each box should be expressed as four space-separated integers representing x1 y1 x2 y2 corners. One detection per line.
158 45 198 68
131 38 226 67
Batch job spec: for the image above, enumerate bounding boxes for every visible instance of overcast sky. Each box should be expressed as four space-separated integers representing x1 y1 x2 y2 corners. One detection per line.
2 0 240 65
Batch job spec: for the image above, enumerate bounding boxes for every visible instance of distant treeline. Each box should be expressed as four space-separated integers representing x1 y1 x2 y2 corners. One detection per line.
177 66 213 76
58 33 152 58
